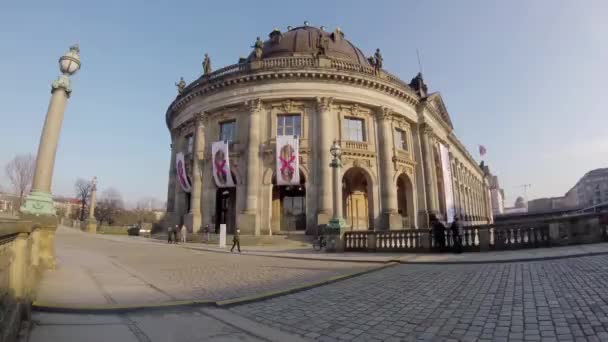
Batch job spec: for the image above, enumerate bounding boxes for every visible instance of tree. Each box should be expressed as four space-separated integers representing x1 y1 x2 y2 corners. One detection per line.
95 188 124 226
74 178 92 221
5 153 35 207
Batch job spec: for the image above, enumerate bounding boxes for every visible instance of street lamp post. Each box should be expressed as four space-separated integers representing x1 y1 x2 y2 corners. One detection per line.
325 141 347 252
86 177 97 233
21 44 81 216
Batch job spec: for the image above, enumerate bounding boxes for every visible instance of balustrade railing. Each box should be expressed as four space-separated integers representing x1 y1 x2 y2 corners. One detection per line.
343 140 368 151
343 212 608 253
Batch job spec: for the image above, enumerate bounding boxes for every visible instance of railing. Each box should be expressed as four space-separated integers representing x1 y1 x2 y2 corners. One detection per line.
343 212 608 253
343 140 368 151
262 56 316 69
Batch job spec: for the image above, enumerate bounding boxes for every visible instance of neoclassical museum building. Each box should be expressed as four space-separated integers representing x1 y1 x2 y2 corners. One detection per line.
165 24 493 235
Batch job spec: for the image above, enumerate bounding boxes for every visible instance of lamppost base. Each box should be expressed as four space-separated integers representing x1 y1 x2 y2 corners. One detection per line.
85 218 98 233
20 191 57 216
325 217 347 252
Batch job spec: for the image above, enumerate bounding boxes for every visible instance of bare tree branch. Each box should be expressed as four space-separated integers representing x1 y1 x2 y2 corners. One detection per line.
95 187 124 225
5 153 35 207
74 178 92 221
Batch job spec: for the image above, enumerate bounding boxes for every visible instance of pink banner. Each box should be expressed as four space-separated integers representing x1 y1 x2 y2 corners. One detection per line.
211 141 235 188
276 135 300 186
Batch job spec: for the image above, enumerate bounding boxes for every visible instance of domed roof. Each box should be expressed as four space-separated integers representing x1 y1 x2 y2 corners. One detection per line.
248 25 372 67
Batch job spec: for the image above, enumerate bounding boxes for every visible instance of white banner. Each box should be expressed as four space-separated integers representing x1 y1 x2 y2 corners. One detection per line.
439 144 456 223
212 141 235 188
276 135 300 186
176 152 192 193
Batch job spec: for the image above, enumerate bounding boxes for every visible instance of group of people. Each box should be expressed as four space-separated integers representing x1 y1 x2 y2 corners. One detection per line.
430 214 463 253
166 224 241 253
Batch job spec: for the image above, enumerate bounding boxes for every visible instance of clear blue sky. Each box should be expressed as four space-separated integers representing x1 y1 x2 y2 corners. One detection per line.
1 0 606 206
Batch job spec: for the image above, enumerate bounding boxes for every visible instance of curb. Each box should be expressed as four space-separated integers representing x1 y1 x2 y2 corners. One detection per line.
32 262 397 314
398 250 608 265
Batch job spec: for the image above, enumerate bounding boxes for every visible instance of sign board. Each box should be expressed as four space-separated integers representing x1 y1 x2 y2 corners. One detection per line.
439 144 456 223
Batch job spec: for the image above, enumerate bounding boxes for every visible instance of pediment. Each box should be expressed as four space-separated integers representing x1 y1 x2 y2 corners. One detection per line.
425 92 453 129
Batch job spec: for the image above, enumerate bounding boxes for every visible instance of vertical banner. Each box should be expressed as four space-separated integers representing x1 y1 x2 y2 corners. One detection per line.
176 152 192 193
439 144 456 223
276 135 300 186
211 141 235 188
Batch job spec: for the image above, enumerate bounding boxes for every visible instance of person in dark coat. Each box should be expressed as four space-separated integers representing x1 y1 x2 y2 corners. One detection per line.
173 224 179 244
431 214 446 252
450 215 463 254
231 228 241 253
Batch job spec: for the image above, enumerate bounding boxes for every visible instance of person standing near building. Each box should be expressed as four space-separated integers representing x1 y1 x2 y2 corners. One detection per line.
231 228 241 253
181 224 187 243
167 225 173 244
450 215 463 254
173 224 179 244
431 214 446 252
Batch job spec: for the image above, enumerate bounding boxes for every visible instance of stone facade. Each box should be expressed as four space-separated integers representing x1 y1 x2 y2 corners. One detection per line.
164 25 492 235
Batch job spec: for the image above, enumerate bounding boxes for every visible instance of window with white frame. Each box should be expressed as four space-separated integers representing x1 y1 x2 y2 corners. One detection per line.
394 128 408 151
277 114 301 136
219 120 236 142
343 117 365 142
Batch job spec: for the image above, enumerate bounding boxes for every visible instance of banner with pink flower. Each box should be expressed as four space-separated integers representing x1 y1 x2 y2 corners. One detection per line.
211 141 235 188
276 135 300 186
175 152 192 193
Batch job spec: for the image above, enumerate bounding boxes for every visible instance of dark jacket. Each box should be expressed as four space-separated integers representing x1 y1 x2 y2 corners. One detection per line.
233 230 240 242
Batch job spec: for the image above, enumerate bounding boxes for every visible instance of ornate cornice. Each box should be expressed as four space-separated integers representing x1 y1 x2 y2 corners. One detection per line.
245 98 263 113
375 106 393 121
315 97 334 112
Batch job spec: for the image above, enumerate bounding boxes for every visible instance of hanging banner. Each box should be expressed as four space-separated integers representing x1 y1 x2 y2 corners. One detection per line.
439 144 456 223
276 135 300 186
176 152 192 193
212 141 235 188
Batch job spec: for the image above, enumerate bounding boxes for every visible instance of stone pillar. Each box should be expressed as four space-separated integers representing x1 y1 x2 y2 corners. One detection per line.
326 148 347 252
239 99 262 235
21 79 70 215
421 127 439 219
85 178 97 233
412 125 429 228
315 97 334 226
189 114 206 233
9 233 28 299
166 132 178 215
376 107 400 230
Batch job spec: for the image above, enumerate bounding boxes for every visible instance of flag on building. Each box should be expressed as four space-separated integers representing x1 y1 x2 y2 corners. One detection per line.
211 141 235 188
479 145 487 157
276 135 300 186
175 152 192 193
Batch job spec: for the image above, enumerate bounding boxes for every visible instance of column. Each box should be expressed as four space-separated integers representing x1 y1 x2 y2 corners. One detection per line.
376 107 400 230
239 99 262 235
315 97 334 225
412 125 429 228
421 126 440 217
189 113 205 233
173 134 186 225
86 177 97 233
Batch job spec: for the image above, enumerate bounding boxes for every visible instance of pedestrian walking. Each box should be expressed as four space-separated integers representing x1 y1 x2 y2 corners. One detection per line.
431 214 446 252
173 224 179 244
203 224 210 243
450 215 463 254
231 228 241 253
181 224 187 243
167 225 173 244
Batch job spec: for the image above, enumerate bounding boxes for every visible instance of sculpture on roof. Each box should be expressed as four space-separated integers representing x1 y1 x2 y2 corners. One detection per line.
202 53 212 75
317 34 330 56
409 72 428 97
252 37 263 60
175 77 186 94
374 48 383 70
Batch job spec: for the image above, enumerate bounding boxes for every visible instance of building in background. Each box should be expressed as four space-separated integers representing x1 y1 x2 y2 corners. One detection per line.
564 168 608 208
53 197 83 218
0 192 19 214
480 162 504 215
164 24 493 235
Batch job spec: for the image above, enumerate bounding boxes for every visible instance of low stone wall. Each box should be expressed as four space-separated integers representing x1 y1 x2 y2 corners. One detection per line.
344 212 608 253
0 217 56 342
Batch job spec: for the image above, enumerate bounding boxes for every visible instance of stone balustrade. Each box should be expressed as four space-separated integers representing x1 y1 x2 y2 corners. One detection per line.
343 140 368 151
344 213 608 253
0 217 54 342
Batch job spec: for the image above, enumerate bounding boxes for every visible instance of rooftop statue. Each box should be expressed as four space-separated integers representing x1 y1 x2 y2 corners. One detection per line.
175 77 186 94
203 53 212 75
252 37 263 60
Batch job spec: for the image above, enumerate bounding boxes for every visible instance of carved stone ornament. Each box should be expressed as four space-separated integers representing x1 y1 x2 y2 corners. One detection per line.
246 98 262 113
281 99 295 113
315 97 333 112
51 74 72 95
376 106 392 121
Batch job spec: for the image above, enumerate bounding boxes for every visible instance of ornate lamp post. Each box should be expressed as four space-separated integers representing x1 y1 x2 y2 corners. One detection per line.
86 177 97 233
21 44 81 216
325 141 347 252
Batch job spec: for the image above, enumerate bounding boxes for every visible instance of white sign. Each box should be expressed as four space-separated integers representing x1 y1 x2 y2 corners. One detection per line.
211 141 235 188
439 144 456 223
275 135 300 186
219 224 226 248
175 152 192 193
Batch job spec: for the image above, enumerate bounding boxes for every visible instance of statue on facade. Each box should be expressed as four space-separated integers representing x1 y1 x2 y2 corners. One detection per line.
373 48 383 71
409 72 428 97
252 37 263 60
203 53 212 75
175 77 186 94
317 35 330 56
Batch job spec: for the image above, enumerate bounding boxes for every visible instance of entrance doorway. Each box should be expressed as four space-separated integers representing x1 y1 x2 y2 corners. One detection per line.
343 167 373 230
397 173 415 229
271 172 306 232
215 173 237 234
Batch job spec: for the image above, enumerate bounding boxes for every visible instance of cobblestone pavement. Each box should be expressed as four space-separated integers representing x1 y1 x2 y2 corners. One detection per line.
39 227 377 304
232 255 608 342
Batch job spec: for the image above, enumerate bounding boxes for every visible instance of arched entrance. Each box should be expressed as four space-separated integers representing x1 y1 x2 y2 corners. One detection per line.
396 173 415 229
343 167 373 231
271 171 306 232
214 172 237 234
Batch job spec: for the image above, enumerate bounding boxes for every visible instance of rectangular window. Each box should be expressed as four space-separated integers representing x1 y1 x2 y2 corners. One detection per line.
219 120 236 142
277 114 301 136
394 128 408 151
344 118 365 142
186 135 194 154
